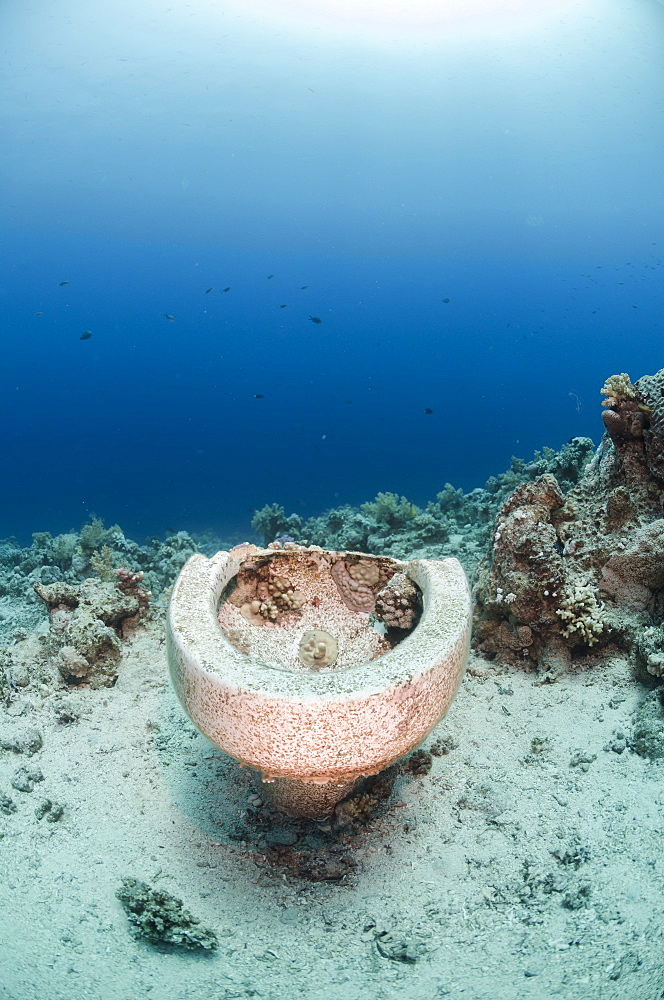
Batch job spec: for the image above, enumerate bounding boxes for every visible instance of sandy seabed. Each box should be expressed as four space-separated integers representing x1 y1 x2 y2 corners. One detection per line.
1 610 663 1000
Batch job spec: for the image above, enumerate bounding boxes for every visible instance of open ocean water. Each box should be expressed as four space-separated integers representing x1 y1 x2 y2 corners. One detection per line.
1 0 663 542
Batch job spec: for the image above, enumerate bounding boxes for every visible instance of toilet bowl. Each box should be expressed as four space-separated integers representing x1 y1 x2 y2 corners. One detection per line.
166 546 471 817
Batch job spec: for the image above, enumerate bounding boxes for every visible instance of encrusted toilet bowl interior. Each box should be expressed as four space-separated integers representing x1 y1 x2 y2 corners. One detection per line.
217 546 421 675
215 546 424 816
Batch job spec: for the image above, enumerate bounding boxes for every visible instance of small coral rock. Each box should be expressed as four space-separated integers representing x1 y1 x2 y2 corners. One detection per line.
374 573 421 631
298 629 338 669
11 766 44 793
632 692 664 760
405 749 432 776
55 646 93 683
0 792 17 815
116 878 218 951
0 727 43 756
35 799 64 822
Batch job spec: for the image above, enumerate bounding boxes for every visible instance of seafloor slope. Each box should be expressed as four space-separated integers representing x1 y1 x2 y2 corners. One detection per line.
1 370 663 999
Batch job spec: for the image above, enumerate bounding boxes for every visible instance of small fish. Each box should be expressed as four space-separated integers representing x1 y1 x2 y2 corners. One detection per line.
57 281 69 286
424 407 433 414
163 313 175 321
267 274 274 279
309 315 322 324
222 286 231 292
300 285 309 290
254 393 265 399
442 297 450 303
279 304 287 308
205 287 214 294
80 331 92 341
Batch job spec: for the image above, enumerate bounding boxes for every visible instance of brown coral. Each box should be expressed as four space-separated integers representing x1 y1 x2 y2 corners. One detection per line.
374 573 421 630
330 560 376 612
347 561 380 587
233 567 305 626
635 369 664 482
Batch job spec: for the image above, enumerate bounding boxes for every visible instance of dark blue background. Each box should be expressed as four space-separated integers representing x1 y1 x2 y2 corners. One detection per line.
2 0 663 542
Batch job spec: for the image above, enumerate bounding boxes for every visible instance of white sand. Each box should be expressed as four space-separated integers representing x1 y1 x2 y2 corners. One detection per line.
1 612 662 1000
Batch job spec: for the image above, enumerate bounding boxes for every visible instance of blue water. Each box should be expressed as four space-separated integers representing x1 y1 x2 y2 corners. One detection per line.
2 0 664 543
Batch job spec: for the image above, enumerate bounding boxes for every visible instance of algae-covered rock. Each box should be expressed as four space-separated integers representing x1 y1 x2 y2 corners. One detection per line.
34 577 142 687
116 878 218 951
11 765 44 792
0 792 17 815
632 690 664 759
0 727 43 755
53 645 96 683
633 626 664 682
34 579 139 625
34 799 64 822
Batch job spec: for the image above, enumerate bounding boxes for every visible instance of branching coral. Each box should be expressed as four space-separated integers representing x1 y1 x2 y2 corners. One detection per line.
360 492 419 529
600 373 638 407
239 572 305 624
556 584 605 646
600 372 650 446
116 568 152 608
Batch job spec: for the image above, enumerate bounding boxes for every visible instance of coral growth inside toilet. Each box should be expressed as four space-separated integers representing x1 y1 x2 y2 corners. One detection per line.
217 548 422 673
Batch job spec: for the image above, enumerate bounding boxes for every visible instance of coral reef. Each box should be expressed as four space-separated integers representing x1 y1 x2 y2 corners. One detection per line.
34 576 148 687
251 438 594 578
0 521 208 635
474 366 664 676
4 367 664 690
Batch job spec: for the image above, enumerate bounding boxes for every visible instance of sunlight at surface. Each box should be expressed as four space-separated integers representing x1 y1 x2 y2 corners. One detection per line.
239 0 572 37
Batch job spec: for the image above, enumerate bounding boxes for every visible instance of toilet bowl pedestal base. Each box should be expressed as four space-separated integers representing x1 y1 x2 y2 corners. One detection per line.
258 774 362 819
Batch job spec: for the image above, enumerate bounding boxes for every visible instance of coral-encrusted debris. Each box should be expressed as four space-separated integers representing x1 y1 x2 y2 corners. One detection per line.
116 878 218 951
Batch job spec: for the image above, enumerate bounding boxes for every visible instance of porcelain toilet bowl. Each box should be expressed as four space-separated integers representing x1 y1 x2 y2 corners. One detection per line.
166 547 471 817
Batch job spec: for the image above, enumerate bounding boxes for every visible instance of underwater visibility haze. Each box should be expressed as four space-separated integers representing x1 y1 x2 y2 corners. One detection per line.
1 0 664 542
5 4 664 1000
